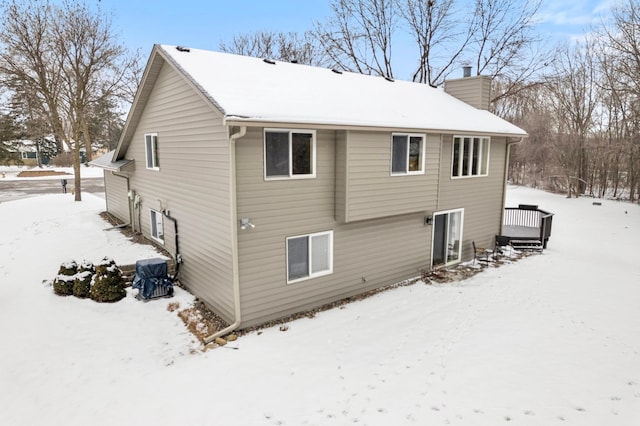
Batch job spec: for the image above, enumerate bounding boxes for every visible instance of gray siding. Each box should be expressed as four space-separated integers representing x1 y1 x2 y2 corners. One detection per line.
437 135 507 260
104 171 130 224
122 61 236 322
337 130 440 222
236 127 433 327
444 76 492 110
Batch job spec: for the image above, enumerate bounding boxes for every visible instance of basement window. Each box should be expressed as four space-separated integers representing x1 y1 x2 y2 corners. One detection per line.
286 230 333 284
150 209 164 243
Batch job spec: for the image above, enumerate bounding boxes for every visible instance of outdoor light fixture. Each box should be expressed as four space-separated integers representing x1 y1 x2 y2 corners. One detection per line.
424 215 433 225
240 218 255 230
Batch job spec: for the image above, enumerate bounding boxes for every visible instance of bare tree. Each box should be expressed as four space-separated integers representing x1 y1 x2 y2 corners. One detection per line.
0 0 140 201
315 0 397 77
220 30 325 66
401 0 472 86
467 0 551 104
545 41 599 196
597 0 640 200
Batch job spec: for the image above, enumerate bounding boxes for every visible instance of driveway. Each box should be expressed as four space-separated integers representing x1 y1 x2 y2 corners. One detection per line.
0 176 105 202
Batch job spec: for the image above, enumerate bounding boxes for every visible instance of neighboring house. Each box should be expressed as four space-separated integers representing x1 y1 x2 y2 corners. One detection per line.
3 138 56 166
15 140 41 166
91 45 527 338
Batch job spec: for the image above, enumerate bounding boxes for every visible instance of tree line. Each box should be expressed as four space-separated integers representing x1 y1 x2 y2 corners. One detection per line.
502 0 640 201
1 0 639 202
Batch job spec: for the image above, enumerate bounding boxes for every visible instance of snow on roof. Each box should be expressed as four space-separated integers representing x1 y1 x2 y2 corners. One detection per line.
159 44 526 136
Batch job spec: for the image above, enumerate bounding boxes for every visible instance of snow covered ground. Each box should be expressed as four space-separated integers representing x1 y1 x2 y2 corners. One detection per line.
0 185 638 425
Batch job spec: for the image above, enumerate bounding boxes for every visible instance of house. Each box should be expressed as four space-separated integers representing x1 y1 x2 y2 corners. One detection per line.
91 45 527 340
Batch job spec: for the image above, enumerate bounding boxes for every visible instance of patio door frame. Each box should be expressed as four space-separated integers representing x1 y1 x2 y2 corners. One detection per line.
431 208 464 268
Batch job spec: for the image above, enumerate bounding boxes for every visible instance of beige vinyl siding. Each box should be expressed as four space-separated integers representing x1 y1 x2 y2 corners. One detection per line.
123 61 236 322
104 171 130 224
338 130 440 222
334 130 347 222
236 127 432 327
438 135 507 260
443 76 492 110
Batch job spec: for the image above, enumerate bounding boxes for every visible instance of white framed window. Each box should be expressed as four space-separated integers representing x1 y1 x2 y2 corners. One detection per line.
21 151 37 159
286 230 333 284
145 133 159 170
150 209 164 243
264 129 316 179
451 136 490 178
391 133 425 174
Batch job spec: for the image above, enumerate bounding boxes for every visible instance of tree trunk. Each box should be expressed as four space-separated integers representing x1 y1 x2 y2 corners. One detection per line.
72 145 82 202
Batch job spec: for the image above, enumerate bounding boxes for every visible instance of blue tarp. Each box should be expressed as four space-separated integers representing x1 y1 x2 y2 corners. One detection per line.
132 258 173 300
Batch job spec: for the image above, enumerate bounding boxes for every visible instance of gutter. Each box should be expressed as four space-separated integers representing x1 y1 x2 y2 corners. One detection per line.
500 137 525 233
203 125 246 345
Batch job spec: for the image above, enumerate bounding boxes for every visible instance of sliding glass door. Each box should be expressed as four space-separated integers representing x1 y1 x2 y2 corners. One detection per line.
432 209 464 267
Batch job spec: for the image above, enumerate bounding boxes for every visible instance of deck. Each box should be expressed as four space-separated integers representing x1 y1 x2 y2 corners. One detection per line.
498 204 554 250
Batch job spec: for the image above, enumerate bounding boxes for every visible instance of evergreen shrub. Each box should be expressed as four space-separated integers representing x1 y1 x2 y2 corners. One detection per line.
73 260 95 298
90 257 126 303
53 260 78 296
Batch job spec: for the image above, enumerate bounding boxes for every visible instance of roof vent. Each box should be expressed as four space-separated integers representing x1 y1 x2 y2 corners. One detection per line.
463 65 472 77
384 76 394 82
331 68 343 74
290 59 299 64
263 58 276 65
176 46 190 52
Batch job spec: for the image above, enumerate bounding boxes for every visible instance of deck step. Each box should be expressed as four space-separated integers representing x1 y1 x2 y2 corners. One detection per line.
510 239 543 251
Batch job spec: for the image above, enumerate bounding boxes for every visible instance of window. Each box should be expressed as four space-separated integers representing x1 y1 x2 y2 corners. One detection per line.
286 231 333 283
264 129 315 179
150 209 164 243
145 133 159 170
21 152 37 159
451 136 490 177
391 134 425 174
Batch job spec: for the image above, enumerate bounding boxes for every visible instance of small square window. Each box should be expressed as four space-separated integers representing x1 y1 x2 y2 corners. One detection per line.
265 129 316 179
145 133 159 170
391 134 425 175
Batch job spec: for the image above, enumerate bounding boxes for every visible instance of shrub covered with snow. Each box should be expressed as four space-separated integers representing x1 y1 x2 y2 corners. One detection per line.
73 261 95 298
90 257 125 303
53 260 78 296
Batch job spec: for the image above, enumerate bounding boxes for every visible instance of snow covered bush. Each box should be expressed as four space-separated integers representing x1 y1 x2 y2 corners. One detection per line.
53 260 78 296
73 260 95 298
90 257 126 303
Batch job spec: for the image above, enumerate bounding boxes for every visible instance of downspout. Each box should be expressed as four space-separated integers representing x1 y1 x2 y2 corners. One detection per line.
203 125 246 345
500 137 525 233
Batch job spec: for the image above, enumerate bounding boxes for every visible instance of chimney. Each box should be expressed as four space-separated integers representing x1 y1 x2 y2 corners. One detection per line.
444 68 492 110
